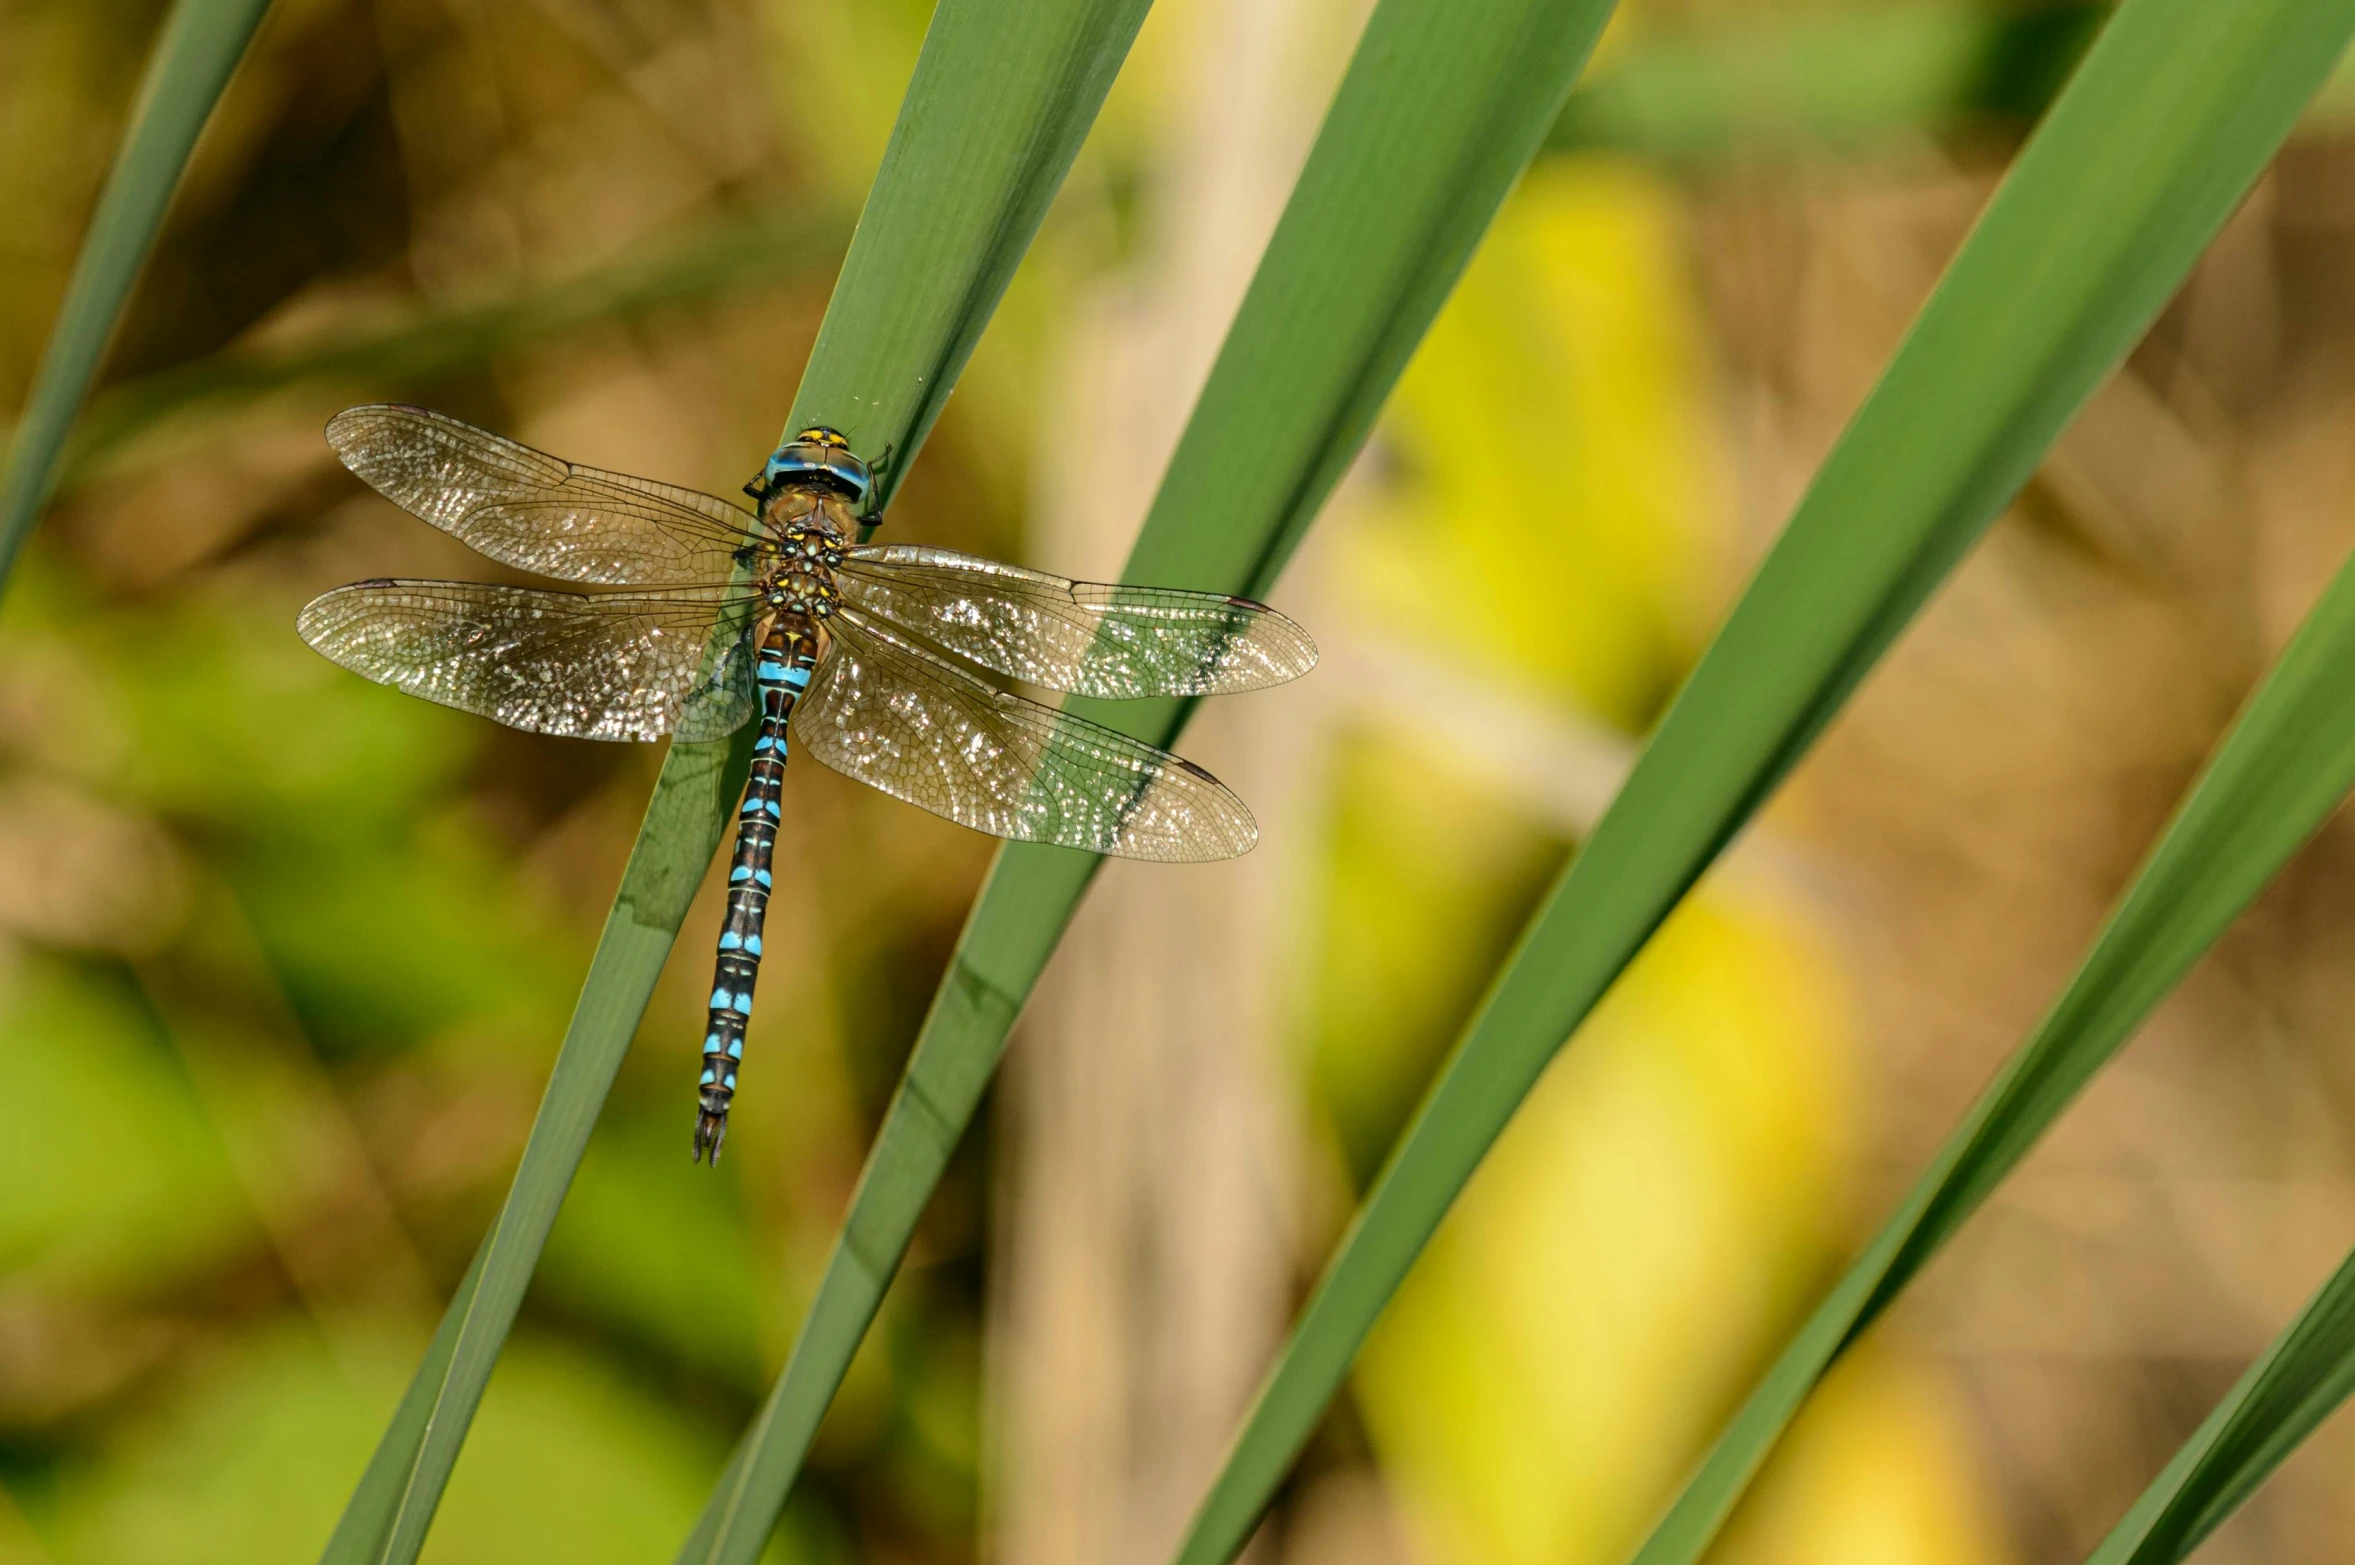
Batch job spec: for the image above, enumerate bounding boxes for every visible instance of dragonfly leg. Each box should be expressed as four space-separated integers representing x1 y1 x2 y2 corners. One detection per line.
857 441 896 527
693 621 817 1162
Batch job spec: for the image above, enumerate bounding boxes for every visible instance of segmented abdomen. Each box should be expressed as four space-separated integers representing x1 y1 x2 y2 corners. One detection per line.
693 618 817 1161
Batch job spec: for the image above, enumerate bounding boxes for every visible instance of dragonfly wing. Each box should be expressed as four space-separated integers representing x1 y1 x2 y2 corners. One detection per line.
795 612 1256 861
835 545 1317 698
298 580 760 742
327 405 757 586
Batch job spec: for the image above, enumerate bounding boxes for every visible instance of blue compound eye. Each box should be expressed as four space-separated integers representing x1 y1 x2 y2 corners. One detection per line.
827 453 871 504
758 441 870 505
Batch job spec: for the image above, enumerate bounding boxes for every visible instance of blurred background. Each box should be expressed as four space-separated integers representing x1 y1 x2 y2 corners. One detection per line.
4 0 2355 1561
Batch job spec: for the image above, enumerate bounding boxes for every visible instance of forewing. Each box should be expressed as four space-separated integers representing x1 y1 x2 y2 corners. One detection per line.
327 404 756 586
298 580 759 742
836 545 1317 698
794 614 1256 861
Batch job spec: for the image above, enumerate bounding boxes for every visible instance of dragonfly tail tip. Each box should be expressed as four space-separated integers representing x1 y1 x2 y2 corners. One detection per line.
693 1106 728 1164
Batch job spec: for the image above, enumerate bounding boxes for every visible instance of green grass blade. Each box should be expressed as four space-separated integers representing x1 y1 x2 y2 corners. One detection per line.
319 1 1154 1558
775 0 1153 507
2084 1245 2355 1564
1633 521 2355 1565
1171 3 2355 1561
315 1234 491 1560
0 0 271 595
678 3 1620 1561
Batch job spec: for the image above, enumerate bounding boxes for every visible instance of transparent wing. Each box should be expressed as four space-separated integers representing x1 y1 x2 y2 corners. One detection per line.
836 545 1317 698
326 404 757 586
795 613 1256 861
298 580 760 742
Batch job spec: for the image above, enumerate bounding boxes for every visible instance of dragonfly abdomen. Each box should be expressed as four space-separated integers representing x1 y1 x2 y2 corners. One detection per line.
693 618 819 1163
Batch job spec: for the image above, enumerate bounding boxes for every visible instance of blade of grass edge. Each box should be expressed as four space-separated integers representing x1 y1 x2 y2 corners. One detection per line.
675 3 1620 1561
1172 3 2355 1561
1632 519 2355 1565
317 1234 491 1558
316 1 1156 1559
2082 1246 2355 1564
0 0 271 595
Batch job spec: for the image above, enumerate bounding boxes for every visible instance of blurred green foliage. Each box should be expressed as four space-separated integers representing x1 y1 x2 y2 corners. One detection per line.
0 952 249 1292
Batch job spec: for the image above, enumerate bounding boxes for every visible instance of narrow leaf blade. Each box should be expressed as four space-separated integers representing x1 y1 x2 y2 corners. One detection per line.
781 0 1157 508
0 0 272 592
316 1237 489 1560
2084 1246 2355 1564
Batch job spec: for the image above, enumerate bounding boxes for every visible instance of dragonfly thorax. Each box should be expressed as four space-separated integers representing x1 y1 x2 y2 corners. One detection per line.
760 518 846 618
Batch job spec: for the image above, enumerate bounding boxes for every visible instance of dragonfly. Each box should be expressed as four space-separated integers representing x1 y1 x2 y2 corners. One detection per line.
298 406 1316 1161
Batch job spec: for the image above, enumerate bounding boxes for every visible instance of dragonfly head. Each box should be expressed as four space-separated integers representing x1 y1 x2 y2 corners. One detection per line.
749 426 871 509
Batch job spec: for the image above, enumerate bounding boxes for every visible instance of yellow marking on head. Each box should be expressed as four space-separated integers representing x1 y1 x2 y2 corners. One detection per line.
796 426 850 449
